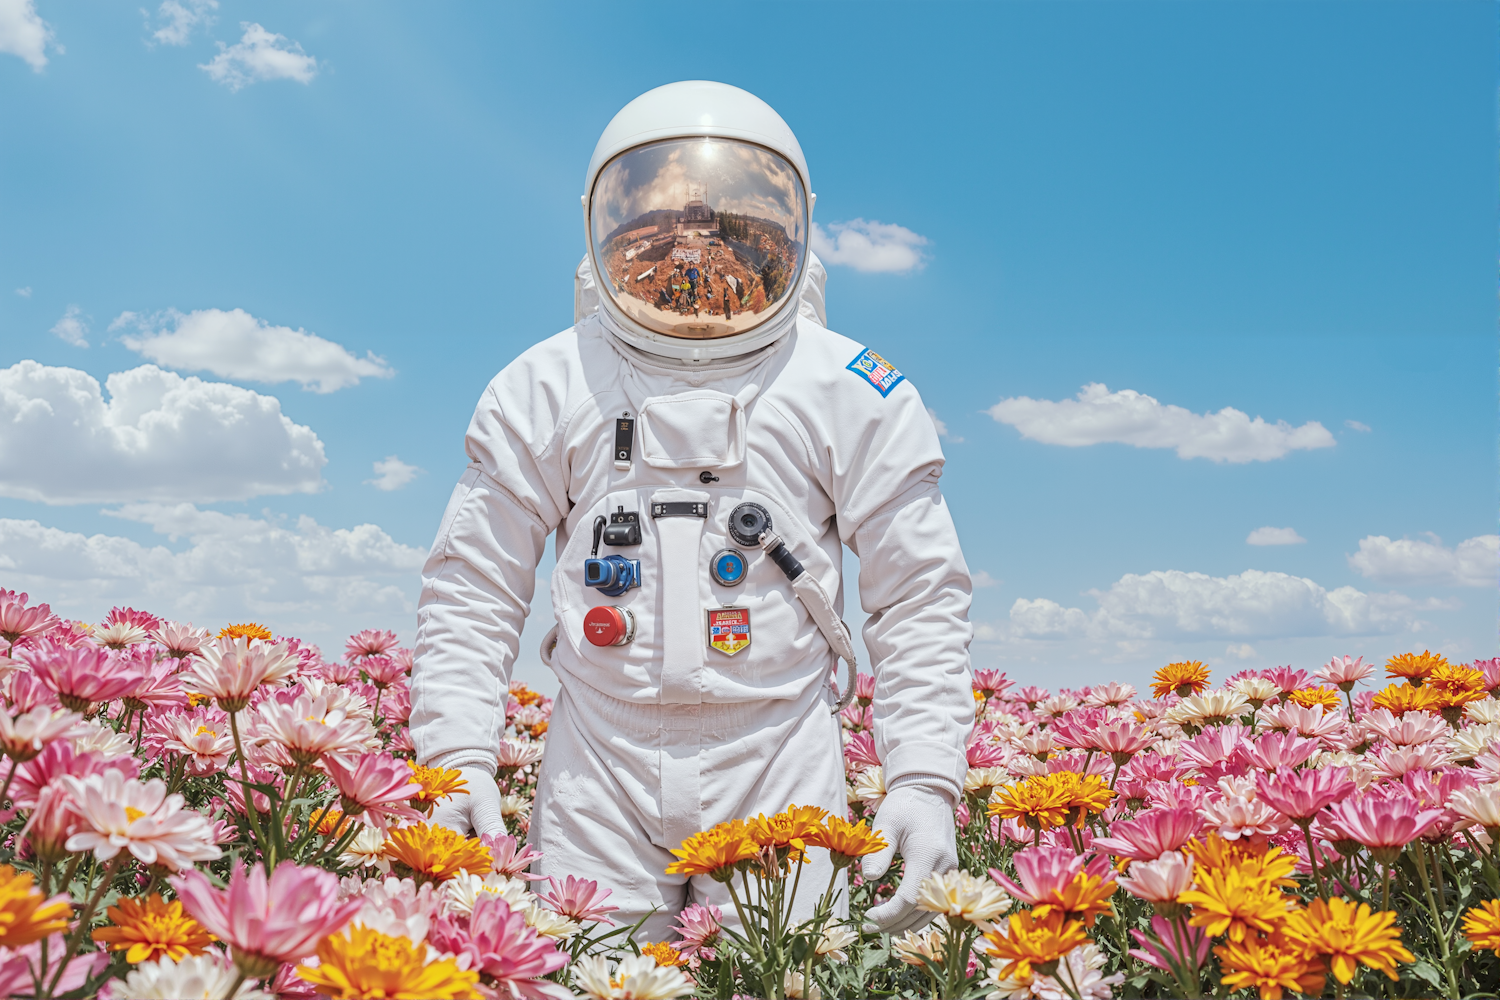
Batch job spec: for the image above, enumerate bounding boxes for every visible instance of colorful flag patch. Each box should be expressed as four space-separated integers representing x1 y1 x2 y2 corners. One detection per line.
706 607 751 656
846 348 905 396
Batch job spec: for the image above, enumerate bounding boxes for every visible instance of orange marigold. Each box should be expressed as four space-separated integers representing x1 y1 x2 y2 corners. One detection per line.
384 822 492 884
1152 661 1211 699
218 622 273 642
666 820 759 881
809 815 887 868
407 763 470 809
1288 686 1341 710
748 804 828 857
1370 683 1439 718
1463 899 1500 953
0 866 71 948
1215 935 1324 1000
1385 650 1447 686
1185 833 1298 887
982 910 1090 984
1282 897 1413 984
1030 870 1117 927
640 941 688 967
1179 866 1294 942
92 894 214 964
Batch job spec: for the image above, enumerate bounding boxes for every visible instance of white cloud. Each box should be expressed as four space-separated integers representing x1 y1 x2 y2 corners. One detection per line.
927 407 963 444
0 361 325 505
1345 420 1371 433
49 305 88 347
1004 568 1439 643
0 504 423 650
0 0 50 71
1224 643 1258 660
150 0 217 46
200 22 317 91
987 383 1336 464
811 219 928 273
115 308 394 393
366 456 421 492
14 287 30 298
1247 526 1306 547
1348 534 1498 589
971 570 1001 589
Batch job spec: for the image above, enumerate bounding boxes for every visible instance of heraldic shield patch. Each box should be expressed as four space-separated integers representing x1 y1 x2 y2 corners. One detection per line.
706 607 751 656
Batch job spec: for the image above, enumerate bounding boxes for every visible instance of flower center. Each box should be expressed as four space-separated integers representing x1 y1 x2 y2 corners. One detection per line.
125 806 146 823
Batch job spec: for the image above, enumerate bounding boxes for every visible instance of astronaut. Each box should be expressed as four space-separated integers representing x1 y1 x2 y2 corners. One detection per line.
412 81 975 939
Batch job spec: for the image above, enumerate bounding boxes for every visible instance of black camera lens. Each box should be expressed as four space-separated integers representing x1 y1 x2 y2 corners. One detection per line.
727 502 771 546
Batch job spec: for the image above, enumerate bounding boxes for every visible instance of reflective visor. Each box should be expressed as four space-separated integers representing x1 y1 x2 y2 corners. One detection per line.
589 138 808 340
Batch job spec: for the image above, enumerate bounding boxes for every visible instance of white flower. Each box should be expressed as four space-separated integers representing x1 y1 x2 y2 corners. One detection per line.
349 876 440 944
915 869 1011 927
72 720 134 759
0 705 84 761
525 901 581 940
853 766 886 809
893 926 946 967
1452 784 1500 830
1033 944 1123 1000
1452 723 1500 762
180 637 298 711
497 738 546 769
250 693 376 765
965 767 1009 800
1164 690 1250 727
1036 694 1078 719
339 825 391 871
784 970 821 999
299 675 374 720
573 953 695 999
440 869 532 918
94 621 150 649
1467 699 1500 726
101 952 272 999
1233 677 1279 704
62 768 222 870
816 925 858 963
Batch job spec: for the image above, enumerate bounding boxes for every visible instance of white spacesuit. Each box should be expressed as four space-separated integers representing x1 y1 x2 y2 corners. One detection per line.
412 81 975 940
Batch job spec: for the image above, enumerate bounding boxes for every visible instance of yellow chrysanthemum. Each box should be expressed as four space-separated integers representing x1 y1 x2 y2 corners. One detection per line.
1179 866 1293 943
1283 897 1413 984
666 820 760 881
748 804 828 856
1370 683 1439 718
1425 663 1489 713
383 823 492 884
1185 833 1298 887
0 866 71 947
990 775 1071 831
1031 870 1117 928
1384 650 1447 686
218 622 273 641
640 941 688 967
982 910 1090 984
1288 686 1341 710
297 924 479 1000
1215 936 1324 1000
407 763 470 808
510 685 542 707
1151 661 1211 699
1463 899 1500 953
809 814 887 868
92 894 214 964
318 809 355 838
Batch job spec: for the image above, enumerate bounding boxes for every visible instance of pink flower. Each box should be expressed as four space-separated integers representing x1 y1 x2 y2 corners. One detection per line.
160 708 236 775
173 862 362 976
1365 743 1452 781
62 767 222 869
1262 666 1310 695
1317 655 1374 690
1176 725 1250 775
1200 777 1286 840
966 727 1009 768
21 640 146 714
844 731 880 770
10 739 122 808
249 693 374 766
1255 766 1356 823
1360 708 1449 747
0 591 58 649
1117 852 1194 903
223 762 283 816
541 875 618 924
323 752 422 831
672 902 722 962
105 606 162 633
1317 790 1444 859
4 670 60 713
840 702 872 732
971 669 1011 699
1086 716 1155 759
1235 731 1317 772
989 845 1111 906
1092 807 1201 861
496 738 546 771
1083 681 1136 708
1048 708 1108 750
1129 915 1210 973
1475 657 1500 694
0 705 83 762
427 895 570 1000
182 637 299 713
345 629 399 661
21 782 79 862
1402 768 1478 840
152 621 210 660
480 832 544 879
361 655 406 689
124 654 188 711
1258 702 1347 741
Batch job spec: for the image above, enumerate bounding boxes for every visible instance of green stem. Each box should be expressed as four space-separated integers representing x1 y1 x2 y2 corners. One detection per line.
228 711 272 872
1413 842 1460 999
43 854 122 997
0 755 19 807
1300 822 1328 901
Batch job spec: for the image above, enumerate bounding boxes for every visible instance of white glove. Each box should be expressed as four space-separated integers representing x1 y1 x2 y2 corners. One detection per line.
427 765 506 839
860 783 958 934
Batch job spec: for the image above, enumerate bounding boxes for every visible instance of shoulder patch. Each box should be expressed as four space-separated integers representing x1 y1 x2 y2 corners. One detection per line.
845 348 905 397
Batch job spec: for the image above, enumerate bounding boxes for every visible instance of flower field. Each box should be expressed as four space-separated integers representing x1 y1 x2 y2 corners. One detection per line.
0 587 1496 999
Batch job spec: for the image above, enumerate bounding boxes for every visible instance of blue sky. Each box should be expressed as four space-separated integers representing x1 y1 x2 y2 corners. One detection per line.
0 1 1493 694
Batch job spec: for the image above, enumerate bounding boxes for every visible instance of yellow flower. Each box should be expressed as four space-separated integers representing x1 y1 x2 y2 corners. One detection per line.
1179 866 1292 943
1370 683 1439 717
0 866 71 947
982 910 1089 984
1215 936 1324 1000
1288 686 1341 710
297 924 480 999
990 775 1072 831
809 815 887 868
383 823 492 883
666 820 760 881
1283 897 1413 984
1463 899 1500 953
511 684 542 707
1059 772 1114 818
1426 663 1489 712
1185 833 1298 887
640 941 688 967
1030 869 1117 928
407 763 470 809
318 809 355 838
217 622 273 641
1385 650 1447 686
747 804 828 857
92 894 214 964
1151 661 1210 699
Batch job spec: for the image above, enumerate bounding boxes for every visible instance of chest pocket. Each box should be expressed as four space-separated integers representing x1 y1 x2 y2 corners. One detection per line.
637 384 758 470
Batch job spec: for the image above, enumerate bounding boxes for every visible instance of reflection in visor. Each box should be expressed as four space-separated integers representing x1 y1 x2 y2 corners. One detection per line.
589 138 808 340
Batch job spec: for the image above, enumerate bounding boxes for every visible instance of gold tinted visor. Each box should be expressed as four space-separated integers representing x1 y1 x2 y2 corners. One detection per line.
589 138 808 340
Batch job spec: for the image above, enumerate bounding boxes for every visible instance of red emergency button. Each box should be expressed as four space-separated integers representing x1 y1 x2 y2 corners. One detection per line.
583 606 635 646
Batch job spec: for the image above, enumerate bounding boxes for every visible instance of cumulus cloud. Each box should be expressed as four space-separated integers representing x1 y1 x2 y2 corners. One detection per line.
811 219 928 273
49 305 88 347
0 504 423 649
1004 568 1438 643
1345 420 1371 433
366 456 421 492
1247 526 1306 547
115 308 394 393
200 22 317 91
1348 533 1498 588
987 383 1336 463
149 0 216 46
0 361 325 504
0 0 50 71
971 570 1001 589
927 407 963 444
